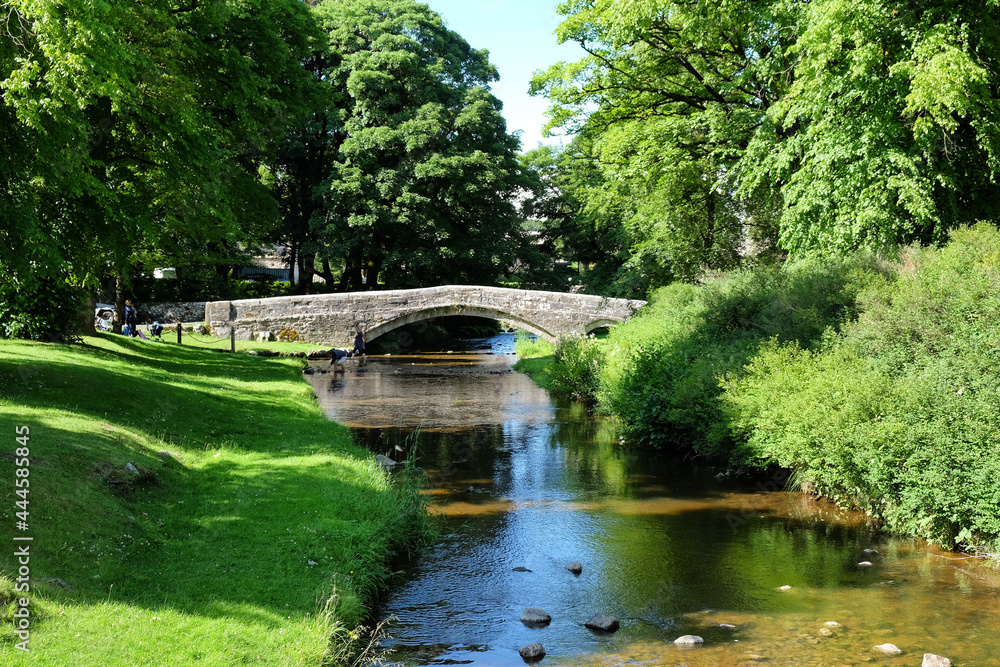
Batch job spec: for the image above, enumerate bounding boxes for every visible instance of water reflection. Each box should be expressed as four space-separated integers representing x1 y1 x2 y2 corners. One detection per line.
306 337 1000 667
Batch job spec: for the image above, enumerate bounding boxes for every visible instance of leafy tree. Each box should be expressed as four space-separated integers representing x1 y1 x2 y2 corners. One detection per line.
308 0 528 290
535 0 1000 274
0 0 322 333
518 139 634 294
531 0 794 288
741 0 1000 253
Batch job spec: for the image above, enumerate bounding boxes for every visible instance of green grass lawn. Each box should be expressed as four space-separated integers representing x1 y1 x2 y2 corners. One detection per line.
0 334 429 665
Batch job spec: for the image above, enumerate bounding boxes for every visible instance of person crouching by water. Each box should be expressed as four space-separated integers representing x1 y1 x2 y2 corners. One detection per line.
353 330 367 359
328 348 349 371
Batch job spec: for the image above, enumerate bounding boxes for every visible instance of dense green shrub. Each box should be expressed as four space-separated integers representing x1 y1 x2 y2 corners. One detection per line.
724 225 1000 551
235 276 291 299
548 336 605 403
0 275 83 341
598 255 887 456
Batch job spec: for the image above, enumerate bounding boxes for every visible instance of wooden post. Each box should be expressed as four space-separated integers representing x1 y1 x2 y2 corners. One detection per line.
177 323 182 345
230 328 235 353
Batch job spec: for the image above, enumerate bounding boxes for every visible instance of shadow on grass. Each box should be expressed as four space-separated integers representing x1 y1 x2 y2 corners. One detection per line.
0 340 323 453
2 419 416 633
1 337 425 639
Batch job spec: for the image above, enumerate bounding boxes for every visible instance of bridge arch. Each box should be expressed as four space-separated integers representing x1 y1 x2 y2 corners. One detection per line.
584 318 622 335
204 285 645 347
365 305 556 344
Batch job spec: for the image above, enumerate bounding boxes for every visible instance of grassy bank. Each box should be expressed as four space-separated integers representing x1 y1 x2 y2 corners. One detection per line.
0 335 430 665
518 225 1000 558
511 333 555 390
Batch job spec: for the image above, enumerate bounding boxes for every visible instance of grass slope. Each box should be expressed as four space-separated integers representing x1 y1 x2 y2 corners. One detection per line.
510 333 555 390
0 335 427 665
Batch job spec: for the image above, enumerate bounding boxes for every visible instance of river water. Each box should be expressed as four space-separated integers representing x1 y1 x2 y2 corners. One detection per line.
306 334 1000 667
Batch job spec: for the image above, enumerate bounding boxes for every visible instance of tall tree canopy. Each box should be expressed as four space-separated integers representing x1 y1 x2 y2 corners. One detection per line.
0 0 322 334
533 0 1000 294
303 0 529 290
743 0 1000 253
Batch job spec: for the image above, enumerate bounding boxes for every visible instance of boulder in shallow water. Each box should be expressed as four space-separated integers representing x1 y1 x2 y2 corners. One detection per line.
565 561 583 574
674 635 704 645
519 642 545 661
922 655 953 667
520 608 551 627
874 643 902 654
584 614 619 633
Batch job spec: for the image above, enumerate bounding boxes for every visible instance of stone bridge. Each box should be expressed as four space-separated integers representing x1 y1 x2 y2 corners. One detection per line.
204 285 646 347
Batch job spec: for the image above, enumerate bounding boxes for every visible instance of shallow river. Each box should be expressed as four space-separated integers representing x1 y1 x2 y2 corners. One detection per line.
307 335 1000 667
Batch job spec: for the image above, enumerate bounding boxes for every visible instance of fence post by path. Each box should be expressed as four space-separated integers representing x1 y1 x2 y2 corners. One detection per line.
230 328 235 353
177 323 182 345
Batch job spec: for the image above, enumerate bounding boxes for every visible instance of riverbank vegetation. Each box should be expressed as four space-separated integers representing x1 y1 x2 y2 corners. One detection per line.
0 336 431 664
523 225 1000 558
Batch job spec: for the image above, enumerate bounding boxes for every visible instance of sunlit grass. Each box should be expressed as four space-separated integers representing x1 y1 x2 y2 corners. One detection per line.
0 334 430 665
511 330 556 390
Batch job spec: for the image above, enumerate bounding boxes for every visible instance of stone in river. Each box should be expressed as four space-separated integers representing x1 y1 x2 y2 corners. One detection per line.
778 585 792 590
874 643 902 654
922 655 953 667
565 561 583 574
824 621 840 627
512 566 532 572
719 623 737 629
674 635 704 645
858 560 873 567
584 614 619 633
519 642 545 662
521 608 551 627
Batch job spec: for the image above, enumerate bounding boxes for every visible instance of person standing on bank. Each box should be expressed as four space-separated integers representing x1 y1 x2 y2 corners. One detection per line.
353 329 366 359
124 300 138 337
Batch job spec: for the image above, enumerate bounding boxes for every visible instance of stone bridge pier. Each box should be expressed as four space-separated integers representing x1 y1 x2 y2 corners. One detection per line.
205 285 645 347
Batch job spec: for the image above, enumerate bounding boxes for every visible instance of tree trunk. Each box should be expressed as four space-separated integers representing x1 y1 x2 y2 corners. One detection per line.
114 273 125 334
367 256 383 290
318 257 337 286
77 290 96 336
296 251 316 295
338 249 364 292
287 240 298 290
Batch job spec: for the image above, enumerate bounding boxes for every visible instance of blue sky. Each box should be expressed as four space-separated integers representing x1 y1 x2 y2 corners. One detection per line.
422 0 585 151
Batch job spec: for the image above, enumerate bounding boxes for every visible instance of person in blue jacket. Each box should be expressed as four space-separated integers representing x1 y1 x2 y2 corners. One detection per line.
353 330 366 358
124 300 138 337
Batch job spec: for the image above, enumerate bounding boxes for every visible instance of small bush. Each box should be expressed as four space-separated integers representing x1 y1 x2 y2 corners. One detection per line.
0 274 83 341
548 336 604 403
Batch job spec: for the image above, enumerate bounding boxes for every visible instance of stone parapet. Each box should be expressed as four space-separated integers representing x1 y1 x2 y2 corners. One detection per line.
137 301 207 324
205 286 646 346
